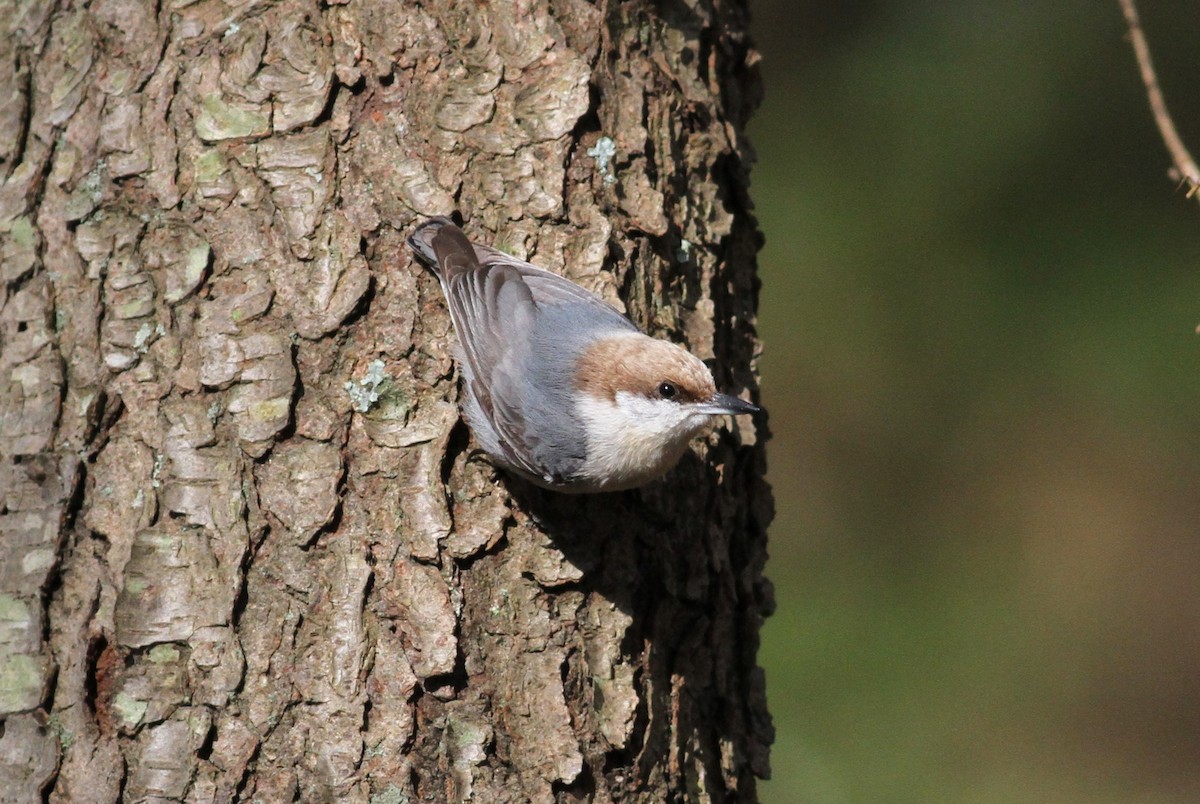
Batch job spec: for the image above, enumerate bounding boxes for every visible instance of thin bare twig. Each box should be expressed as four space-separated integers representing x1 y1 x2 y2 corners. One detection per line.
1118 0 1200 199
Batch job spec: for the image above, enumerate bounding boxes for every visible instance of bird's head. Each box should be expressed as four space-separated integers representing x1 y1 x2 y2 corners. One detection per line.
571 333 759 489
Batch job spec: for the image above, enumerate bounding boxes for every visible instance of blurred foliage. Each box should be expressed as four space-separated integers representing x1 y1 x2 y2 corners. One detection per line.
749 2 1200 801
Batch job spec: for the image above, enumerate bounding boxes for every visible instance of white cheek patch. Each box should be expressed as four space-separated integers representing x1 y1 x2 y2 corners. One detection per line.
574 391 713 487
614 393 694 433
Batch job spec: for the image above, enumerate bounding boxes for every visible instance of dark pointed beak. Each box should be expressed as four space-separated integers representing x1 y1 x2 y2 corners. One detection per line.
694 392 761 416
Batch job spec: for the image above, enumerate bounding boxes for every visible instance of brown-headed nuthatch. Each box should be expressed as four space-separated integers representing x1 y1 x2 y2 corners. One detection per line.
408 217 760 493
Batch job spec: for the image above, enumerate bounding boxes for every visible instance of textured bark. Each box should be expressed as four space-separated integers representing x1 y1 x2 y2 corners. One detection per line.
0 0 772 801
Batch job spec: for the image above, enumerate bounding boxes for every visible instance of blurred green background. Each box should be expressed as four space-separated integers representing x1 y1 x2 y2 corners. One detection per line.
749 2 1200 802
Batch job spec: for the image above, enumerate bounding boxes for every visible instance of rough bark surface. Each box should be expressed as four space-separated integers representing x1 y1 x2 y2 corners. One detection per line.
0 0 772 801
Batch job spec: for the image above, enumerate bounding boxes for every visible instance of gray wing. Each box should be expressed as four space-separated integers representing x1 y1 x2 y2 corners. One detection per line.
438 248 550 481
409 217 635 334
468 243 638 336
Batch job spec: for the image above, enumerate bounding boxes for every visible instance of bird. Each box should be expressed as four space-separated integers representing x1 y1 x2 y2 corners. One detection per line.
407 216 760 493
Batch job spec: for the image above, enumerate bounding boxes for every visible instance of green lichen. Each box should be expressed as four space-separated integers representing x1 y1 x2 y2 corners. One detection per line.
165 242 211 303
8 216 35 249
21 549 53 576
587 136 618 185
0 593 29 622
150 451 166 489
111 691 148 726
133 322 155 351
345 359 390 413
370 785 410 804
185 244 210 282
193 149 227 182
0 654 43 712
47 712 75 750
119 299 149 318
248 396 290 422
195 94 269 142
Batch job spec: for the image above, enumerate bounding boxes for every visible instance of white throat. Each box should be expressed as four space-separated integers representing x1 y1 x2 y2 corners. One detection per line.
574 391 712 491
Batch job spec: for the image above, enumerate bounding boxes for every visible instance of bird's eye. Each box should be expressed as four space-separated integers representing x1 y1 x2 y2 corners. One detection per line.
657 382 678 400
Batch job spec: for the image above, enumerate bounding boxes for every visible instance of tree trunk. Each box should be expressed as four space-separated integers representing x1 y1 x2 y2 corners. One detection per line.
0 0 772 800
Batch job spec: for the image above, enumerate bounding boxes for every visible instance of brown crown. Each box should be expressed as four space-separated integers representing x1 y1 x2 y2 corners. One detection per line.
574 334 716 404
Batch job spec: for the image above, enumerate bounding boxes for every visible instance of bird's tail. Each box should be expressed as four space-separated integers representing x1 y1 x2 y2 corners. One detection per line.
406 216 481 282
406 216 455 270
